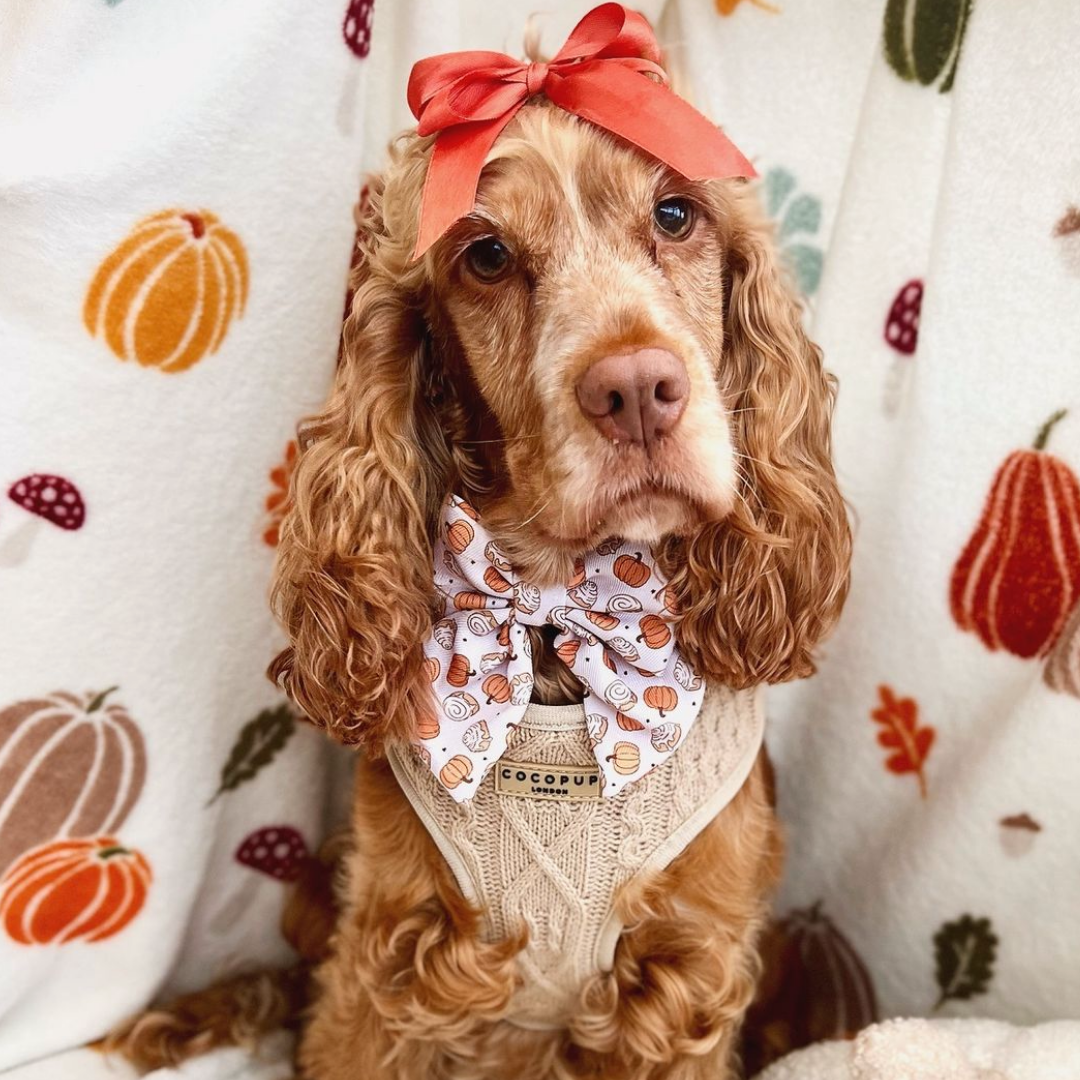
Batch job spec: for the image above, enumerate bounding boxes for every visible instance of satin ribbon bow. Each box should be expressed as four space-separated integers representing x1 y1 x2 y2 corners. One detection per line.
417 495 705 803
407 2 756 258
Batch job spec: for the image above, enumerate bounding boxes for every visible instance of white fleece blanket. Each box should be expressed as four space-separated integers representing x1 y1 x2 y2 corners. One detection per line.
4 0 1080 1077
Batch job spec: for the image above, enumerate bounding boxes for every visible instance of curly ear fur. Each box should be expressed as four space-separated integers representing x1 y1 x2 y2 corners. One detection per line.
269 148 450 749
663 186 851 688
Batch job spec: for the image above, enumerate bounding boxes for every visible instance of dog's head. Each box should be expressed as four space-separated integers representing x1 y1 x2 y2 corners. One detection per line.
270 103 850 747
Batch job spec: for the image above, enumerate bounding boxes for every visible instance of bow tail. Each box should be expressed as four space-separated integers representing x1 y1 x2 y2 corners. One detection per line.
413 111 522 260
548 66 757 182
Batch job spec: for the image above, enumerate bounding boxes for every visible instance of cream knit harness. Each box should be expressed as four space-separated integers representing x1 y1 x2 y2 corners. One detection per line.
389 682 764 1029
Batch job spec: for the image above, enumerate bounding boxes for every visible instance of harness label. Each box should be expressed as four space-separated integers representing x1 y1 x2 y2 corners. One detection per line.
495 760 603 801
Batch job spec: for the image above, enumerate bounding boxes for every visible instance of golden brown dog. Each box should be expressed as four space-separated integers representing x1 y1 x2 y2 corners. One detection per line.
110 79 850 1080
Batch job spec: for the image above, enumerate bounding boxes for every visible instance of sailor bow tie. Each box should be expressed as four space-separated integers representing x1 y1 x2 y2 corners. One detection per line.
416 495 705 802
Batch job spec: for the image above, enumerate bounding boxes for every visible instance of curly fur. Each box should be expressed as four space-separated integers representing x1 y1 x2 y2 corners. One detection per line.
109 74 849 1080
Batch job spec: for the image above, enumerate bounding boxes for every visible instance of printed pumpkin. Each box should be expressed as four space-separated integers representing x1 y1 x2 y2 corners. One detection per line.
0 689 147 876
1 836 152 945
84 209 249 373
950 410 1080 658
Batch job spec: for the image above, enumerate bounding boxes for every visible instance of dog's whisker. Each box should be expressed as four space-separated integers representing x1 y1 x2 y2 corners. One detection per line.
457 434 544 446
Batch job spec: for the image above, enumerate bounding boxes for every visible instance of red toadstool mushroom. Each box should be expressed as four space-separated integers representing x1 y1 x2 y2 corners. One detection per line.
235 825 309 882
8 474 86 530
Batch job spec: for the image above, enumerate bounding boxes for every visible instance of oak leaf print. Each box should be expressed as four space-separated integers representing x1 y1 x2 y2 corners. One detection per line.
933 914 997 1009
870 685 934 798
207 704 296 805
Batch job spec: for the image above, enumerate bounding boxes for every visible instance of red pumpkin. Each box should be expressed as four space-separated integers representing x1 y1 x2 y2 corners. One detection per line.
950 410 1080 658
0 689 147 876
1 836 152 945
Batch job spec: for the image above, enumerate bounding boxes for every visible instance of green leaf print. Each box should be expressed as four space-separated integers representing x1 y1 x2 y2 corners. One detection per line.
207 704 297 805
933 914 998 1009
762 168 825 297
883 0 974 94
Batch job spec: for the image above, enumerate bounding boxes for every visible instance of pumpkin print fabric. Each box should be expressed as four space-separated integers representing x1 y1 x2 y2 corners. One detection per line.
421 495 704 802
84 209 249 373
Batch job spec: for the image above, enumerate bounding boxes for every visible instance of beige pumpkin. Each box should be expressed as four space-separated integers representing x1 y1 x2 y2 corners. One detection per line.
84 209 248 373
606 741 641 776
0 689 147 876
644 685 679 717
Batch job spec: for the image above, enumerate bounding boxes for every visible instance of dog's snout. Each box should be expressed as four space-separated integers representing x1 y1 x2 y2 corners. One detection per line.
575 348 689 448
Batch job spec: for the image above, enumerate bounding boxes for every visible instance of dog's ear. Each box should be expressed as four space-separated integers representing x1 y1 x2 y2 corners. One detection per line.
666 186 851 687
269 173 448 749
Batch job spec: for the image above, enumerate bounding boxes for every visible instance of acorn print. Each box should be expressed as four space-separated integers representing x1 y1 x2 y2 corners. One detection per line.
608 593 643 614
650 722 682 752
482 673 511 704
1054 207 1080 277
616 711 645 732
614 552 650 588
644 685 679 717
442 692 479 722
84 209 248 373
1 836 152 945
1045 601 1080 698
950 410 1080 658
883 0 973 93
510 673 533 705
999 813 1041 858
637 614 672 649
235 826 308 883
606 741 641 776
463 720 492 753
342 0 375 59
447 654 475 688
439 755 473 790
2 475 86 567
586 713 608 747
446 519 474 555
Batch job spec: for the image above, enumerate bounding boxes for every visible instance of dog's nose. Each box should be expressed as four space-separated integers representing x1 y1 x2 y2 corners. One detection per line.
576 348 689 448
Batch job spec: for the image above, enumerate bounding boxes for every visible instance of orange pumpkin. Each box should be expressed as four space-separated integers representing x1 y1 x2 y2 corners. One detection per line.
482 674 511 704
602 650 617 672
556 639 581 666
644 685 679 717
606 741 641 776
586 611 620 631
567 557 587 588
483 566 512 594
457 501 480 520
950 410 1080 658
0 689 147 876
446 520 474 555
423 656 441 683
637 614 672 649
454 591 487 611
1 836 151 945
84 209 248 373
447 654 475 688
660 584 680 615
614 553 650 588
616 711 645 731
417 714 441 740
439 755 473 790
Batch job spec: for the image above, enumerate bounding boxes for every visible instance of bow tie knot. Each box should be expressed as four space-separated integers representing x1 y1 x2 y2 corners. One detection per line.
525 61 549 97
420 496 705 803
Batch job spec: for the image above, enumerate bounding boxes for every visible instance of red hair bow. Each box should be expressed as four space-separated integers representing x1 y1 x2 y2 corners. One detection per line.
407 2 756 259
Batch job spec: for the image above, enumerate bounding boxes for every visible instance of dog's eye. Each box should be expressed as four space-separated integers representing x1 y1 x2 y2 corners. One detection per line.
464 237 513 282
653 197 695 239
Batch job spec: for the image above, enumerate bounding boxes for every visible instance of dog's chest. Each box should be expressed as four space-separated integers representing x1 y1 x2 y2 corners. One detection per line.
389 683 763 1029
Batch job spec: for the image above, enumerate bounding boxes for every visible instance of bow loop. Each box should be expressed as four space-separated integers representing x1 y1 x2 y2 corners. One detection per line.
406 2 756 258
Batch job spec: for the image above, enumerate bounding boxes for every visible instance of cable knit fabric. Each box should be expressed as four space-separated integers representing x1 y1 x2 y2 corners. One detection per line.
422 494 706 803
390 682 763 1028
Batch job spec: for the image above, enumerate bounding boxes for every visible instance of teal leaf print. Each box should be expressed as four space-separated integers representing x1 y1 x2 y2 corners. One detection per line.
764 168 797 218
762 168 825 297
933 914 998 1009
779 194 821 241
207 704 297 806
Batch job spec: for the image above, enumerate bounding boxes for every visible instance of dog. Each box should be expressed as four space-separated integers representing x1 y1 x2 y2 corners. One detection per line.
109 23 850 1080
